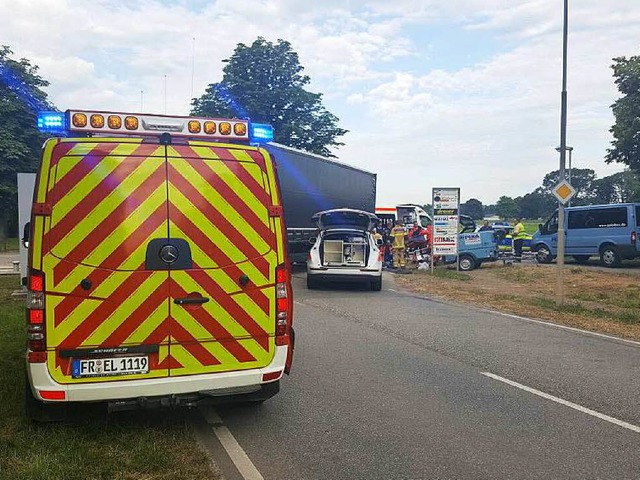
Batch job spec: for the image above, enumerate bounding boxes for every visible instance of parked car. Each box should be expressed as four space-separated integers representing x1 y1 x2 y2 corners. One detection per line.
531 203 640 267
307 209 383 290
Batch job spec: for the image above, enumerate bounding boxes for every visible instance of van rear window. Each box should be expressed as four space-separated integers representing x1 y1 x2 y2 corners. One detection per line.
636 206 640 227
568 207 628 230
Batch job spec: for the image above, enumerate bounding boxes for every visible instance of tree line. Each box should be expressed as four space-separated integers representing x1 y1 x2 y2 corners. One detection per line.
460 168 640 220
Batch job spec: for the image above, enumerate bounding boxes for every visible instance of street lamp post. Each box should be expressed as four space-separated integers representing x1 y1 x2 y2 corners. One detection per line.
556 0 569 305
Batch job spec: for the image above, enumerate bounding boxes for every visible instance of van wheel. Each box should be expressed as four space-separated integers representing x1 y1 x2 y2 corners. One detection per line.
535 245 553 264
25 382 66 423
573 255 590 264
307 276 319 289
600 245 621 267
458 254 475 271
370 277 382 291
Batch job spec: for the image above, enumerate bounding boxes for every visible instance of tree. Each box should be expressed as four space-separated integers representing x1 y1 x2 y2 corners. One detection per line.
542 168 597 205
495 196 519 220
192 37 347 157
593 170 640 204
605 56 640 173
460 198 484 220
518 188 555 219
0 46 52 238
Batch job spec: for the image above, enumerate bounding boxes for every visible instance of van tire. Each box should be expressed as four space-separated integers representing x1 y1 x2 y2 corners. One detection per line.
307 276 320 289
25 382 66 423
573 255 590 264
370 277 382 291
535 245 553 264
458 254 475 271
600 245 621 267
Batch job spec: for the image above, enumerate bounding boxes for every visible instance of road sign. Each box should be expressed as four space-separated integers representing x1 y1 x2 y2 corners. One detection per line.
552 179 576 204
432 187 460 257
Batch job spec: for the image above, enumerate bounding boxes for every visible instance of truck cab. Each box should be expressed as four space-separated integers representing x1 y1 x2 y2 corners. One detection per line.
396 204 432 230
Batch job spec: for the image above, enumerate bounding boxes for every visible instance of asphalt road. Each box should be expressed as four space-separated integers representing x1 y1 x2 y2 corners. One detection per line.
212 271 640 479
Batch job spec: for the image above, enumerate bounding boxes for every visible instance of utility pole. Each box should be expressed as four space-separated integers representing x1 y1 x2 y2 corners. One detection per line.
556 0 569 305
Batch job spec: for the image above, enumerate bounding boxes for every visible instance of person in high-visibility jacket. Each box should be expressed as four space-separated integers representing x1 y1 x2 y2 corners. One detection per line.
390 220 407 269
513 218 526 260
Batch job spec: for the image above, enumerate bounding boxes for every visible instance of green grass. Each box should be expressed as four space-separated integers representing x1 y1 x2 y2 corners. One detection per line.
424 268 472 282
0 275 217 480
527 296 640 325
493 268 534 284
571 285 640 310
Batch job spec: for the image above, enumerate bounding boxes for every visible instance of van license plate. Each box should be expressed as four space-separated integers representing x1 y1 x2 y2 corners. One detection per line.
72 356 149 378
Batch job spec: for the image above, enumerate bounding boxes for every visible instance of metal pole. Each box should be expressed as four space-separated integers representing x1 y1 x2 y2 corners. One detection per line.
164 75 167 114
556 0 569 305
568 147 572 207
191 37 196 103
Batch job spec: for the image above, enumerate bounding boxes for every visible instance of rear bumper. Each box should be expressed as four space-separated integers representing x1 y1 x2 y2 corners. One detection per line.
307 268 381 283
27 345 288 403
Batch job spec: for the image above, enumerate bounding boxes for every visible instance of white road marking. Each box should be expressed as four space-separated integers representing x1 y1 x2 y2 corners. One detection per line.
488 311 640 347
481 372 640 434
213 425 265 480
199 405 223 426
198 406 265 480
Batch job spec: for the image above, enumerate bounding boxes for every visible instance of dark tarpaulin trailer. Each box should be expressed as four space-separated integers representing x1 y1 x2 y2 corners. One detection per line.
264 143 377 262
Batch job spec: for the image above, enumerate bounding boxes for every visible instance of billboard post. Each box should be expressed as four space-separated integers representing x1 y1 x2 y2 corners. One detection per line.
431 188 460 273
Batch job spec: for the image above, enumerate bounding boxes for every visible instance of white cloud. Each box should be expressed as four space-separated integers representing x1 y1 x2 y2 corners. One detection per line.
1 0 637 205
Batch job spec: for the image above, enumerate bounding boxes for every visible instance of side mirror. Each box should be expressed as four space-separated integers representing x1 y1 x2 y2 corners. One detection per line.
538 223 543 232
22 221 30 249
308 237 317 245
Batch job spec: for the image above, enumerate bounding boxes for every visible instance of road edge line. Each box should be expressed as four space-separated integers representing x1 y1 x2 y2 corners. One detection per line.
481 371 640 434
384 281 640 347
213 425 265 480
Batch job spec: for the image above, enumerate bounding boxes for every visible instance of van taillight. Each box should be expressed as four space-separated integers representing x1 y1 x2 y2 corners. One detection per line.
275 264 291 346
632 231 637 245
26 270 46 363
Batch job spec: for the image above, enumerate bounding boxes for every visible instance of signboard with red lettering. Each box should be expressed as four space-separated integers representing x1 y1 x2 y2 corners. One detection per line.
432 187 460 256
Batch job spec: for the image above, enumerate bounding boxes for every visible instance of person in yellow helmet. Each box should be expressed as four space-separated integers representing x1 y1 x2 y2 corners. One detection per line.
390 220 407 269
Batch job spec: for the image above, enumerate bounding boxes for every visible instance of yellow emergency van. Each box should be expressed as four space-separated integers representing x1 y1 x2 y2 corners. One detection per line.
24 110 294 420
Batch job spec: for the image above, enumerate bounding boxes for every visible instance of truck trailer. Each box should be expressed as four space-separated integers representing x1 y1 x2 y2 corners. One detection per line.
264 143 377 263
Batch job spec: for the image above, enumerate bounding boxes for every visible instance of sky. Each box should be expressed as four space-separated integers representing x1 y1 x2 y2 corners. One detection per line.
1 0 638 205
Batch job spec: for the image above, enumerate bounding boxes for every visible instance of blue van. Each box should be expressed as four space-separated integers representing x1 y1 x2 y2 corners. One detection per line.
531 203 640 267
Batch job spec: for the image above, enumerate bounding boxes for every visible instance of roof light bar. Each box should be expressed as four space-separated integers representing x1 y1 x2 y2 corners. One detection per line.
37 109 274 143
65 110 253 141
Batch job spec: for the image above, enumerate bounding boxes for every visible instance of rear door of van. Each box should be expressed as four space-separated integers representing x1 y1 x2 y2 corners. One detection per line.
37 138 172 384
165 143 280 376
36 139 283 384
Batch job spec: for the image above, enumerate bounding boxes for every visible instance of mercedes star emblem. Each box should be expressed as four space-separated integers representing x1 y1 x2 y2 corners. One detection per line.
159 244 179 264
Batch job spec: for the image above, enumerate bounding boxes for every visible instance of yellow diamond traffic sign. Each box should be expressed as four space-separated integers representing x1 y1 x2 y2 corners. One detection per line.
552 179 576 204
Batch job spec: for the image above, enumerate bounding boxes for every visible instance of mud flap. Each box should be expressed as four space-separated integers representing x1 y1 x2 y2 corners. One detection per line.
285 327 295 374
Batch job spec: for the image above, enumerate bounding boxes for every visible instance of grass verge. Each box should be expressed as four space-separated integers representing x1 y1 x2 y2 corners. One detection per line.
395 263 640 340
0 275 219 480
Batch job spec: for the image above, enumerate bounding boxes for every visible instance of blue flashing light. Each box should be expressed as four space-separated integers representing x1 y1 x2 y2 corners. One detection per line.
250 123 274 143
37 111 66 134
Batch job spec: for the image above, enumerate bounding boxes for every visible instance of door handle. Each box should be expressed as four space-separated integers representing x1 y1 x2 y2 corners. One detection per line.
174 296 209 305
